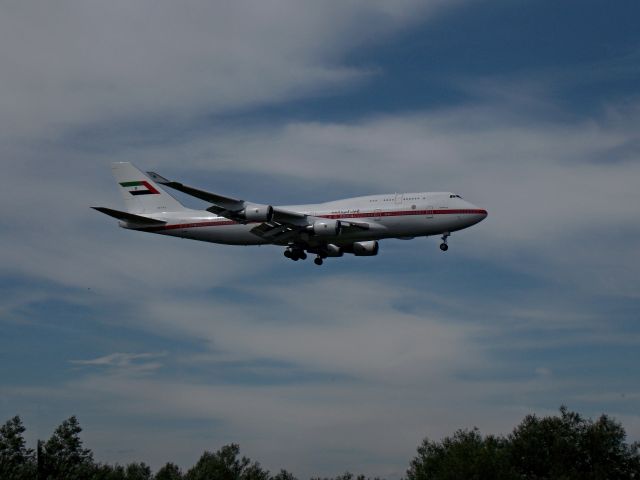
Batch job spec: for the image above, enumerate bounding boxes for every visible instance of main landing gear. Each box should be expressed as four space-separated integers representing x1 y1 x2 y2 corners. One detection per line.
284 247 326 266
284 247 307 261
440 232 450 252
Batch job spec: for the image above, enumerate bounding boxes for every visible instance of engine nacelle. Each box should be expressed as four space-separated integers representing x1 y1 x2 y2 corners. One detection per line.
324 244 343 257
352 240 379 256
241 204 274 222
310 219 341 236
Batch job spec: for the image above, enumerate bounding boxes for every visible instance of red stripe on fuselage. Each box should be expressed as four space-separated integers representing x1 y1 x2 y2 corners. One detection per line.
323 208 488 219
140 209 487 232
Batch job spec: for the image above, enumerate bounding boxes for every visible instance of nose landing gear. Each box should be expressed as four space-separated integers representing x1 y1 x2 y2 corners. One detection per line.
314 256 323 266
440 232 450 252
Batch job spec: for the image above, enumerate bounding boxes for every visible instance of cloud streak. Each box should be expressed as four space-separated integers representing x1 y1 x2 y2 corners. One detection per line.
0 0 449 141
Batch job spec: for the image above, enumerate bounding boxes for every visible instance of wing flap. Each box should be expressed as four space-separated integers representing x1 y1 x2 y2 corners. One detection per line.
272 207 308 226
250 222 301 244
341 220 371 230
250 222 285 238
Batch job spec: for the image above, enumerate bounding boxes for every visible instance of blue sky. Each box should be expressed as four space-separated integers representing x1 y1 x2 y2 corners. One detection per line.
1 1 639 478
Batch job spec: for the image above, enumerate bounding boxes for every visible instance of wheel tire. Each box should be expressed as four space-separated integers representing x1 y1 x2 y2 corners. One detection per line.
440 243 448 251
314 257 323 266
284 250 292 258
300 252 307 260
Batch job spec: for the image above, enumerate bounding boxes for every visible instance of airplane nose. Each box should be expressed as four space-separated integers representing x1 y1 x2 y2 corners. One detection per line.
465 202 487 225
475 209 487 226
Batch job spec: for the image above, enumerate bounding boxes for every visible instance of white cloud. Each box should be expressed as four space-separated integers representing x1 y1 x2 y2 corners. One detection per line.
139 275 488 383
0 0 452 141
71 352 165 374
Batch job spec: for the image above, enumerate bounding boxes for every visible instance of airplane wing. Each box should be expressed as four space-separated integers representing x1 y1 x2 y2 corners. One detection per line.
147 170 309 224
146 171 244 214
339 219 371 230
146 170 374 241
249 218 370 242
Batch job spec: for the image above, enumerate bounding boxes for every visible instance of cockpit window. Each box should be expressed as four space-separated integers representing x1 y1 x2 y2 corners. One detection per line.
449 194 462 199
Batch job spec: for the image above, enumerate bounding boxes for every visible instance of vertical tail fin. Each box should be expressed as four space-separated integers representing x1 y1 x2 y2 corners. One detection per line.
111 162 187 214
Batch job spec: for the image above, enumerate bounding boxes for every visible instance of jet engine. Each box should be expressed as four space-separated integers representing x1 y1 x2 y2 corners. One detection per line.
241 204 274 222
324 244 343 257
310 219 341 236
351 240 379 256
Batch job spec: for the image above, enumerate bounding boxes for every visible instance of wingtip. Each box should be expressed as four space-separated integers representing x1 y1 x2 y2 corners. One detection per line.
146 171 170 184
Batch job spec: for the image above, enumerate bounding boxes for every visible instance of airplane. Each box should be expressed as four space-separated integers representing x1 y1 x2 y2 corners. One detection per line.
94 162 487 265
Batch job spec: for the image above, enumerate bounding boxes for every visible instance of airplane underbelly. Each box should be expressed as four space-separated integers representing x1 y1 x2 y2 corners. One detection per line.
165 224 267 246
428 212 481 233
378 211 471 236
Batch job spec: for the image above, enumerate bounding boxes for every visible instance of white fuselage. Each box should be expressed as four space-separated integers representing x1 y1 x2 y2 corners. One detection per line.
132 192 487 246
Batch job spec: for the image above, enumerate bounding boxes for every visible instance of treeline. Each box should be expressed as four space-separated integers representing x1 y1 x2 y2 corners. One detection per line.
1 407 639 479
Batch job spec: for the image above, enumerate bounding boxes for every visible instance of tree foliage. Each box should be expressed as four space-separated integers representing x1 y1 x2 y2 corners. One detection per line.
408 428 514 480
407 406 640 480
0 415 36 480
1 407 638 480
508 406 640 479
124 461 153 480
311 473 382 480
184 443 270 480
155 462 183 480
41 415 94 480
272 470 298 480
91 463 126 480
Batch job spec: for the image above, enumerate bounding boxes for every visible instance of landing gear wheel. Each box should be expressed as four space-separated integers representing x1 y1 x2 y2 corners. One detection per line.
285 246 307 261
439 232 450 252
314 257 323 266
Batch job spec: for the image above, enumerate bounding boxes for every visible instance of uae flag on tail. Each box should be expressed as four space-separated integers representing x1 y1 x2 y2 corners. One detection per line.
119 180 160 195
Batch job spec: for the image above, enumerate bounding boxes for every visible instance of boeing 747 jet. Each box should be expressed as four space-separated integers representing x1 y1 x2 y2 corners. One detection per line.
94 163 487 265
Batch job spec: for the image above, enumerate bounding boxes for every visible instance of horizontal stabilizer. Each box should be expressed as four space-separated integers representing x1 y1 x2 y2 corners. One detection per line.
92 207 167 226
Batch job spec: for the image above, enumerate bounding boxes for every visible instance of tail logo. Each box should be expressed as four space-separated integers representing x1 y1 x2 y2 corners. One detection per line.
119 180 160 196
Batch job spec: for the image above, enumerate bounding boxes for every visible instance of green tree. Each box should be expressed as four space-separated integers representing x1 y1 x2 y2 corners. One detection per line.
91 463 126 480
310 473 356 480
124 461 151 480
408 407 640 480
272 470 298 480
155 462 183 480
583 412 640 478
41 415 94 480
0 415 36 480
509 406 640 479
310 473 384 480
184 444 269 480
407 428 514 480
